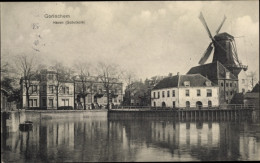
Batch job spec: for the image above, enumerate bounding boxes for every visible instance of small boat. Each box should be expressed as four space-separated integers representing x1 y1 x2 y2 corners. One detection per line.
19 121 33 132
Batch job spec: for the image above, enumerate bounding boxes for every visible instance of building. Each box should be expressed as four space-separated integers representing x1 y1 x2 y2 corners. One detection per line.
151 73 219 108
20 70 74 109
187 61 238 104
1 87 9 111
238 71 249 94
74 76 123 109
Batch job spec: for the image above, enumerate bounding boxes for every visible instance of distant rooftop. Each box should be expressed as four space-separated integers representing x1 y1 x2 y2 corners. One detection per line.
152 74 217 90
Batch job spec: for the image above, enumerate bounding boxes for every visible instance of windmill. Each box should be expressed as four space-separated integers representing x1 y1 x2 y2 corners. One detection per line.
198 12 247 77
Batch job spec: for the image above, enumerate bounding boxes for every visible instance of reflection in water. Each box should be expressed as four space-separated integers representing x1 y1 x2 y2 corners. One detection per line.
1 112 260 162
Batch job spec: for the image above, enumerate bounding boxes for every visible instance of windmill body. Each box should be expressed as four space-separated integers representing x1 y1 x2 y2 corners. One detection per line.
187 12 248 104
198 13 247 77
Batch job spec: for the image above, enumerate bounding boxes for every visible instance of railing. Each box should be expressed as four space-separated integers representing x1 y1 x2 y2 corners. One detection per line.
111 104 255 111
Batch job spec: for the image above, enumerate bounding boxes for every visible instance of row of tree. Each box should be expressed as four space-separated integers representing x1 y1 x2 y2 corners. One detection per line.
1 53 259 109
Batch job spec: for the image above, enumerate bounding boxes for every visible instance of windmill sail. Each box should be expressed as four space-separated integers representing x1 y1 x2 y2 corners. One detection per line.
199 42 213 65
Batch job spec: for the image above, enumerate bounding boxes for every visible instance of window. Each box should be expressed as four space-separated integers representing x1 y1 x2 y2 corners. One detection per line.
226 83 229 87
154 102 156 107
172 90 175 97
29 99 33 107
230 91 233 95
42 85 46 93
49 99 53 107
33 99 37 107
66 87 69 94
167 91 170 97
162 91 165 98
48 74 54 80
98 88 102 94
114 98 117 103
184 81 190 87
185 90 189 96
158 92 160 98
173 101 176 108
230 83 232 87
226 72 230 79
207 89 212 97
197 89 201 96
221 82 224 87
208 101 212 107
226 91 228 96
153 92 156 98
186 101 190 108
49 85 54 93
62 99 69 106
29 86 33 94
205 81 211 86
33 85 37 93
42 98 46 107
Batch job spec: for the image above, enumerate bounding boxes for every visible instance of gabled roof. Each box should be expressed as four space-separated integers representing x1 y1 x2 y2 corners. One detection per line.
187 61 237 81
152 74 217 90
153 76 179 90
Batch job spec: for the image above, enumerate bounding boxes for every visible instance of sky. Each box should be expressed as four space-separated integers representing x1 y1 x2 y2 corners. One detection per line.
1 1 259 81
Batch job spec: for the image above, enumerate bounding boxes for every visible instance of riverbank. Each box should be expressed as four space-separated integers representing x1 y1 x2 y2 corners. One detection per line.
1 109 108 113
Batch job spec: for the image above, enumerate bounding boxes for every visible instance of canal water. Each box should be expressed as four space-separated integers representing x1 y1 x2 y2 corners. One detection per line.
1 111 260 162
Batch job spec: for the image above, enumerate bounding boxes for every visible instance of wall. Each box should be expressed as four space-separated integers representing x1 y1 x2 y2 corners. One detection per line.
151 86 219 108
178 87 219 108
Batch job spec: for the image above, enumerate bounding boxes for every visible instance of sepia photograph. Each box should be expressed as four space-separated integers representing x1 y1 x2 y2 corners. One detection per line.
1 1 259 162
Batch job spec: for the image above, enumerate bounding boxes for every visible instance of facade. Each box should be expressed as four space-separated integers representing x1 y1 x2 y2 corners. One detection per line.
187 61 238 104
1 87 9 111
74 76 123 109
238 71 249 94
151 74 219 108
20 70 74 109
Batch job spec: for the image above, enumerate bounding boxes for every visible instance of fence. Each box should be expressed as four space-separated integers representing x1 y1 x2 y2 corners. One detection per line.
112 104 255 110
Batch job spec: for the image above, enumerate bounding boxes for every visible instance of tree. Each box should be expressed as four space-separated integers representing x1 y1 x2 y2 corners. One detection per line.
73 61 93 110
123 70 137 105
96 62 121 109
50 61 74 109
248 71 258 90
15 54 38 109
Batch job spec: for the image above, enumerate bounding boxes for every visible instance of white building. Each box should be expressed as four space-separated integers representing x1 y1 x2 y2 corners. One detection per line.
151 74 219 108
238 70 249 94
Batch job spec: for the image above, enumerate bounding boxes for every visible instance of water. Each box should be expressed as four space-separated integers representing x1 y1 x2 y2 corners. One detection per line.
1 111 260 162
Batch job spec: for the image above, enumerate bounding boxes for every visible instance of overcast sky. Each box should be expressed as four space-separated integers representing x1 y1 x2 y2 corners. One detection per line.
1 1 259 80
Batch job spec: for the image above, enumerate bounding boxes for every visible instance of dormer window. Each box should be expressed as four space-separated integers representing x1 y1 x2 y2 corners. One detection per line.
184 81 190 87
226 72 230 79
205 81 211 86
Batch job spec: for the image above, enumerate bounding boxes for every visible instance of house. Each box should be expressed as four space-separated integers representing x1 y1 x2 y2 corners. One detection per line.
20 70 74 109
74 76 123 109
238 71 250 94
187 61 238 104
151 73 219 108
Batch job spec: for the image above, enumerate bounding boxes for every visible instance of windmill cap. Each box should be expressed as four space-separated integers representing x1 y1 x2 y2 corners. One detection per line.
214 32 234 40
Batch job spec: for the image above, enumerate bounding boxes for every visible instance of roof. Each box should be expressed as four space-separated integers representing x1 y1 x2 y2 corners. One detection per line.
152 74 217 90
244 92 259 99
214 32 234 41
187 61 237 82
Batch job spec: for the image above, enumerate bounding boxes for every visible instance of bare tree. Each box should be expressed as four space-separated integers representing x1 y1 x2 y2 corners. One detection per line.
248 71 258 90
50 61 74 109
123 70 137 105
96 62 121 109
73 61 93 110
15 54 38 109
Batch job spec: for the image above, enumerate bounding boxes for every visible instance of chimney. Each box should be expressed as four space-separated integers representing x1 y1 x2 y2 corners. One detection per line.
168 73 172 77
